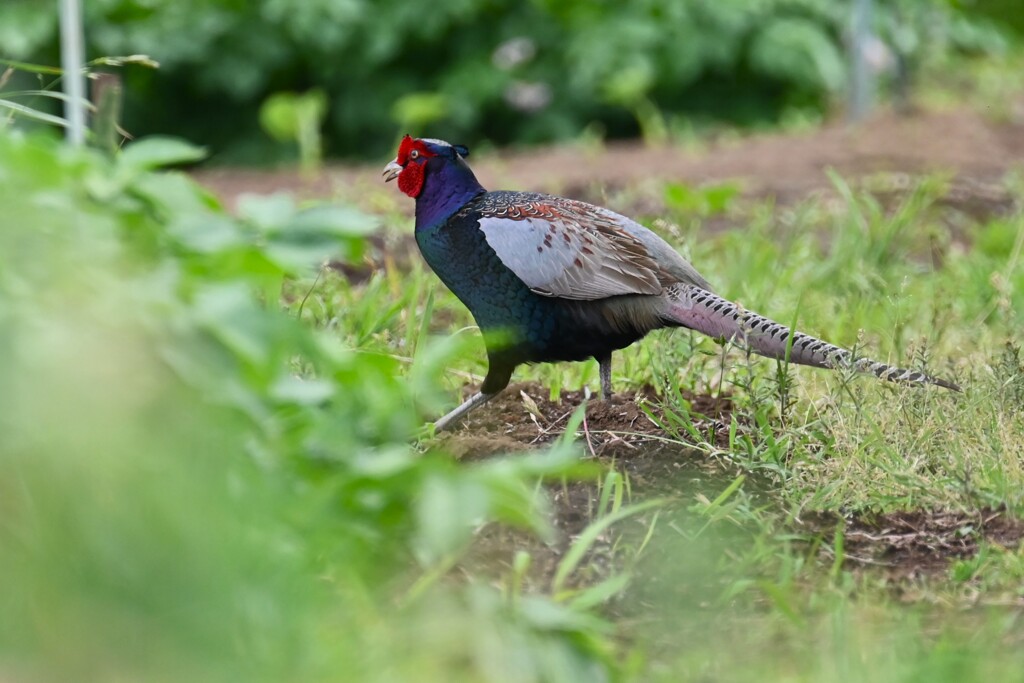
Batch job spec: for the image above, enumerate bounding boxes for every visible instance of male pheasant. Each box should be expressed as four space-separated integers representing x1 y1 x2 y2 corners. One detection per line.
383 135 959 430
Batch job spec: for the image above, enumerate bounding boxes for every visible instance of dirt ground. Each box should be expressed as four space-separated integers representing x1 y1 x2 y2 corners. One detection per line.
198 105 1022 282
195 106 1024 587
433 380 1024 591
195 107 1023 215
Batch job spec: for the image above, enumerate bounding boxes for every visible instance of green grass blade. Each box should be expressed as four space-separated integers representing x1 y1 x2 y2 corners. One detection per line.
0 99 69 127
552 498 662 593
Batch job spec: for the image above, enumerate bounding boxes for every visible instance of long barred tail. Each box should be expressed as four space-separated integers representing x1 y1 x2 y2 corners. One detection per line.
664 284 960 391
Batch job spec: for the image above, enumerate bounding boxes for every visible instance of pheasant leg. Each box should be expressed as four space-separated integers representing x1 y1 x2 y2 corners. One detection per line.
598 353 613 400
433 390 500 432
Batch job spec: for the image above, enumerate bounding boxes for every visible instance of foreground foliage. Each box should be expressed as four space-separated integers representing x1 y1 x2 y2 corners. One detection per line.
0 131 621 682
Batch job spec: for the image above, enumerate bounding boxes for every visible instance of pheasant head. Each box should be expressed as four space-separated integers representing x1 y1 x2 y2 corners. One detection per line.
382 135 472 198
383 135 485 228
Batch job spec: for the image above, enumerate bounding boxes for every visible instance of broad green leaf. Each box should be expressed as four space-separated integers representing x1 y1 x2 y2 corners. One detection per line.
192 284 274 368
120 136 207 170
283 205 378 237
167 214 246 254
269 374 336 405
259 90 326 141
516 595 613 634
749 18 846 92
415 474 490 564
391 92 448 129
236 192 297 232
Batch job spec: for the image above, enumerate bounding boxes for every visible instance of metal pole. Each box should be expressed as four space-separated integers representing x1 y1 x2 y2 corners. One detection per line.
59 0 87 145
849 0 874 123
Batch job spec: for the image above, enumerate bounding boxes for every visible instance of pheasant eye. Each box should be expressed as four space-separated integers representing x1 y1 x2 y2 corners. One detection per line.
409 149 420 160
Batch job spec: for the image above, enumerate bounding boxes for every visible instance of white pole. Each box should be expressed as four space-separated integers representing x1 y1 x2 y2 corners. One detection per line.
59 0 87 145
849 0 874 123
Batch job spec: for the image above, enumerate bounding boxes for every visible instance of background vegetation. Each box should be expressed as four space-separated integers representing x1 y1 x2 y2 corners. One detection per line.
0 0 1015 161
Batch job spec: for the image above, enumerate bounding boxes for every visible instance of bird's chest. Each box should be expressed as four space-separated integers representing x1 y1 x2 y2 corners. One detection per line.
415 218 644 363
416 219 545 331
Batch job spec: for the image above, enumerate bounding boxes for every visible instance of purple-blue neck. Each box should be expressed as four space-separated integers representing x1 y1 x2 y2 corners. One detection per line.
415 158 485 230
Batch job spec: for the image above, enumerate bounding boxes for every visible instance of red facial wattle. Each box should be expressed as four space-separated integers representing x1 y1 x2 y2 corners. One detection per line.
397 160 425 198
386 135 437 199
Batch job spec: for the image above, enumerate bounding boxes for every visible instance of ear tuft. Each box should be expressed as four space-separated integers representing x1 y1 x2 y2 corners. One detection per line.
453 144 470 158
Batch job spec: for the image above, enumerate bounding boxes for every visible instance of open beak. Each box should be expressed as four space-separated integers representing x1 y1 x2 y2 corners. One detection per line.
382 159 402 183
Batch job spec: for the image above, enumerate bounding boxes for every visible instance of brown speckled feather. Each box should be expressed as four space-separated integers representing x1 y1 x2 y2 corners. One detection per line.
469 192 711 300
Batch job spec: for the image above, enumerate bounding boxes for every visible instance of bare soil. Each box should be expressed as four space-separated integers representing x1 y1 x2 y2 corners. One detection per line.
436 381 731 459
444 382 745 594
199 106 1022 282
194 107 1023 216
195 106 1024 588
433 380 1024 591
800 508 1024 583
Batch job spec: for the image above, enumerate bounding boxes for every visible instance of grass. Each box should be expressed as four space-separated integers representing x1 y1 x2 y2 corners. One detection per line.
292 165 1024 679
312 170 1024 511
3 119 1022 680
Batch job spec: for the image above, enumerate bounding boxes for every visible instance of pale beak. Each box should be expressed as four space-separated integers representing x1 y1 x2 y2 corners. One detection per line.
382 159 402 183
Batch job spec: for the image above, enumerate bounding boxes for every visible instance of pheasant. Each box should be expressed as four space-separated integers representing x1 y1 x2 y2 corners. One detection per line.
383 135 959 431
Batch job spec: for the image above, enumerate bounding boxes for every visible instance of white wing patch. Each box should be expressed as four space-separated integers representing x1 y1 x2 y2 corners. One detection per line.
478 215 663 300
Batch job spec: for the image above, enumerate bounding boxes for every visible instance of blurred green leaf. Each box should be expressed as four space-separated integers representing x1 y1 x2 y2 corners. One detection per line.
977 218 1022 258
168 213 248 253
392 92 449 131
237 193 298 232
269 373 336 404
120 136 208 170
749 17 846 93
260 90 326 141
415 473 492 564
283 204 378 238
602 63 655 106
259 90 326 170
664 181 739 217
